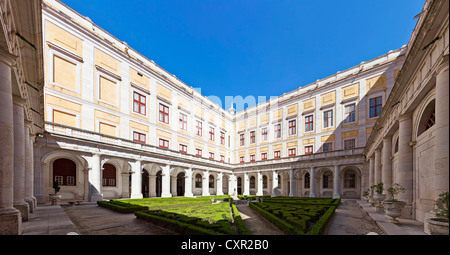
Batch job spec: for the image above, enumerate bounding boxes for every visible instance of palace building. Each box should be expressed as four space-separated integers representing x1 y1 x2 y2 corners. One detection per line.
0 0 448 235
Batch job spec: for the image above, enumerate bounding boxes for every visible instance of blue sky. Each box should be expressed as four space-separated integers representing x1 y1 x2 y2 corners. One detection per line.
61 0 424 110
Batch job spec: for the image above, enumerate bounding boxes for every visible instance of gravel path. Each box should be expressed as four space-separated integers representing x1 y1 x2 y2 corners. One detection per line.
235 204 285 235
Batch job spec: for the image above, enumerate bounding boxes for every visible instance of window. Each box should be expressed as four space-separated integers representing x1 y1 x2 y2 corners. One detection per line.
261 152 267 161
179 113 187 131
425 111 436 130
240 133 245 146
304 173 310 189
220 132 225 145
240 156 245 163
159 103 169 124
263 175 268 188
209 152 214 160
261 127 268 141
323 109 333 128
344 170 356 188
196 121 202 136
274 150 281 159
159 138 169 149
322 142 332 152
274 123 281 139
288 148 296 157
220 155 225 162
179 144 187 153
196 148 202 157
323 172 332 188
209 175 214 188
250 176 255 189
53 158 76 186
344 104 356 124
195 174 202 188
305 115 314 132
344 139 356 149
288 120 296 136
250 154 255 162
305 145 313 155
369 96 382 118
102 163 116 187
209 127 215 141
250 131 256 144
133 92 146 115
133 131 146 143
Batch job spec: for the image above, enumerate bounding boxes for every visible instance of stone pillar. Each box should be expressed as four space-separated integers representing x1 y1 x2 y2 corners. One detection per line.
382 137 393 192
434 62 449 197
89 153 103 201
229 174 237 198
397 113 413 218
216 173 224 196
130 160 142 198
256 172 263 196
184 168 193 197
271 171 278 197
333 165 340 199
161 165 172 197
370 156 375 190
149 175 157 197
309 167 316 197
24 126 36 212
13 97 29 221
83 168 90 201
170 176 177 196
374 149 382 185
289 169 295 197
243 172 249 196
0 49 21 234
121 171 130 198
201 171 210 196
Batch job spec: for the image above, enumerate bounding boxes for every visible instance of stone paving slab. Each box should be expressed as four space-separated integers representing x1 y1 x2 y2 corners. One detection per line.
236 204 284 235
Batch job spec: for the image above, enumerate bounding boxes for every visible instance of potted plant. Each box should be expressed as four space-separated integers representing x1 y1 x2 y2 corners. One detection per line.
362 189 369 201
372 183 386 213
368 185 376 206
49 181 62 205
382 183 406 223
426 191 449 235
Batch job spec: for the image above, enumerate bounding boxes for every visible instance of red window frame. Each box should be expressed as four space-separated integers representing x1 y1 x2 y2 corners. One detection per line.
159 104 169 124
159 138 169 149
288 148 296 157
220 155 225 162
179 113 187 131
344 104 356 123
344 139 356 149
305 115 314 132
209 152 214 160
261 127 267 141
322 142 332 152
250 154 255 162
179 144 187 153
133 92 146 115
250 131 256 144
240 133 245 146
133 131 146 143
196 148 202 157
220 132 225 145
288 120 296 136
196 121 202 136
274 150 281 159
274 123 281 139
323 110 333 128
209 127 215 141
239 156 245 163
261 152 267 160
369 96 382 118
305 145 313 155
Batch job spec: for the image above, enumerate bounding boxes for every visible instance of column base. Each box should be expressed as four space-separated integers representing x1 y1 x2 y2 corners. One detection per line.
333 194 341 199
0 208 22 235
89 194 104 202
13 201 29 221
161 192 172 198
130 193 143 199
309 193 316 198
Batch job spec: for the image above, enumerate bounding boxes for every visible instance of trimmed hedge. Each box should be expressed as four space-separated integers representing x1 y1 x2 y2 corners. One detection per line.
97 200 147 213
231 204 252 235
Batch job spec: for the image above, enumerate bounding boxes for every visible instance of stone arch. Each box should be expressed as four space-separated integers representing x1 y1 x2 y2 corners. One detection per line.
341 166 362 198
416 99 436 138
317 168 334 197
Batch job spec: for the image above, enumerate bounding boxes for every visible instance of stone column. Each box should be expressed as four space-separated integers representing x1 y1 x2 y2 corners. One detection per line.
271 171 278 197
24 126 36 212
149 175 157 197
121 171 130 198
368 156 374 187
83 167 90 201
89 153 103 202
333 165 340 199
229 174 237 198
184 168 193 197
170 176 177 196
130 160 142 198
397 113 413 218
13 97 29 221
382 137 393 192
216 173 223 196
289 169 295 197
434 61 449 197
243 172 249 196
161 165 172 197
256 171 263 196
201 171 210 196
374 149 382 185
0 49 21 234
309 167 316 197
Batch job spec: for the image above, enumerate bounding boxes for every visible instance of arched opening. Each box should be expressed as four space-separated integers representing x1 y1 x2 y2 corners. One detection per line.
304 173 310 189
103 163 116 187
195 174 202 188
250 176 255 189
263 175 268 189
322 170 333 189
209 175 214 188
142 170 149 198
177 172 185 196
417 99 435 137
237 177 242 195
156 170 162 197
344 169 356 189
53 158 76 186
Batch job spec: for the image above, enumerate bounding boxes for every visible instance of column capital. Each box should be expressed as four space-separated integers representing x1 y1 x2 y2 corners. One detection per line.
398 112 412 122
0 48 17 67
